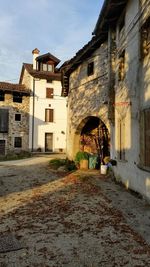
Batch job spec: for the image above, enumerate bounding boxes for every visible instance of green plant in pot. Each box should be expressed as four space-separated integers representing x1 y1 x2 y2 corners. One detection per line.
75 151 89 169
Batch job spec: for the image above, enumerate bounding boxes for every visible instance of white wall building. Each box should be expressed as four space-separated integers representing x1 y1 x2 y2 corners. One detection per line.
20 48 67 153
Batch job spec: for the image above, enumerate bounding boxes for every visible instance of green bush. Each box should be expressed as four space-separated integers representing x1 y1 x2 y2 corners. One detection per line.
0 151 32 161
49 158 66 169
65 159 77 171
49 158 77 171
74 151 89 164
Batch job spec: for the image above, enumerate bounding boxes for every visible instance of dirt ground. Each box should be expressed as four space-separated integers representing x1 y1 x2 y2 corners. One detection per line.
0 156 150 267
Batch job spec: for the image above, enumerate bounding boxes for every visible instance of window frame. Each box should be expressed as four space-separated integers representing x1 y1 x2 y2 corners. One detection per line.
40 63 54 72
15 113 21 121
13 93 23 103
46 88 54 99
0 91 5 101
45 108 54 122
87 61 94 76
14 137 22 148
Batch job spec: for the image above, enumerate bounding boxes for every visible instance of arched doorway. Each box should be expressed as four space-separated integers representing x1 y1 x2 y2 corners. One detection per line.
75 116 110 164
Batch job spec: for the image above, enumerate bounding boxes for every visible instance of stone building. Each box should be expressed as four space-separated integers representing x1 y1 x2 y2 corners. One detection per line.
61 38 111 161
20 49 67 153
0 82 30 155
61 0 150 200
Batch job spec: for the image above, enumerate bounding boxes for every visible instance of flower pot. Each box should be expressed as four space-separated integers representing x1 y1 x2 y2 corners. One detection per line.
100 164 107 174
80 159 88 170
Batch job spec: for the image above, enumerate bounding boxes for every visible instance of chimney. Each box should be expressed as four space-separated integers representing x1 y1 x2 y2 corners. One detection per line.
32 48 40 70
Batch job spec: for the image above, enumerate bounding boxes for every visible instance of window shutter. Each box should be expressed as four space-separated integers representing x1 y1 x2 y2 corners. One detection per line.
46 88 53 98
139 111 145 166
0 109 9 133
49 109 53 122
145 109 150 167
117 119 121 159
45 109 54 122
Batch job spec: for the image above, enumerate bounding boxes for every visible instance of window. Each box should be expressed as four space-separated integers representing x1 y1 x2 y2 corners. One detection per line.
15 114 21 121
45 109 54 122
13 93 22 103
118 51 125 81
14 137 22 148
46 88 53 98
87 62 94 76
118 118 125 160
48 64 53 72
141 17 150 58
0 91 5 101
40 63 53 72
140 109 150 168
43 64 47 71
0 109 8 133
47 79 53 83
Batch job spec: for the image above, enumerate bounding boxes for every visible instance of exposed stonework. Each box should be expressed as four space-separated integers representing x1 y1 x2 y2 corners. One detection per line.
61 0 150 200
0 92 30 154
66 43 110 159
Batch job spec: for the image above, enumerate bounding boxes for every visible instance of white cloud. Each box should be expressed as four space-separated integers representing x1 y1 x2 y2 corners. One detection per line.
0 0 104 81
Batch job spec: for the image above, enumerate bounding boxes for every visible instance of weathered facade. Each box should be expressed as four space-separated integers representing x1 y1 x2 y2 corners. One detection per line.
20 49 67 153
112 0 150 199
0 82 30 155
61 0 150 200
64 42 110 159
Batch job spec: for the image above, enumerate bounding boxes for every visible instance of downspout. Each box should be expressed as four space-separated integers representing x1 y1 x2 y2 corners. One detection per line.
32 78 35 152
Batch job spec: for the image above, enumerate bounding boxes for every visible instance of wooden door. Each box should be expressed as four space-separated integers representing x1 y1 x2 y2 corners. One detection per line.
0 140 5 155
45 133 53 152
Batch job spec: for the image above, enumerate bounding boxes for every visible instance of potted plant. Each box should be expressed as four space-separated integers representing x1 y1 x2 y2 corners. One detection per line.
75 151 89 170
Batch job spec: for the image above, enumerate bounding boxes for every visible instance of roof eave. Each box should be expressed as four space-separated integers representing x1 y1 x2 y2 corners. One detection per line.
93 0 127 36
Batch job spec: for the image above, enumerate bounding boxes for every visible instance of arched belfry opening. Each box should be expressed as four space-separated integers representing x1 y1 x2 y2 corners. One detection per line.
75 116 110 164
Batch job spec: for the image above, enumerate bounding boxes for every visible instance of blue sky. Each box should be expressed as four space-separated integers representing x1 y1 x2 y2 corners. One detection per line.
0 0 104 82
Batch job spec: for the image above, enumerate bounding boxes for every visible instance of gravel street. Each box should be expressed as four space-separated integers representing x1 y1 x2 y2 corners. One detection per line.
0 156 150 267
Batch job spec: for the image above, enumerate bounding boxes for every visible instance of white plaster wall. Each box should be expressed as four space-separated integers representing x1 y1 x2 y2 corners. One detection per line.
22 73 67 152
113 0 150 200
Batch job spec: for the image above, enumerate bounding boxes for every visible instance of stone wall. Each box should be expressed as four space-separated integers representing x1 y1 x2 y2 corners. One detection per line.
67 42 110 159
0 92 30 154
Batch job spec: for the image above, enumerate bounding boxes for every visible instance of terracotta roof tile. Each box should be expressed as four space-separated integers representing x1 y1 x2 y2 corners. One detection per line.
0 82 31 95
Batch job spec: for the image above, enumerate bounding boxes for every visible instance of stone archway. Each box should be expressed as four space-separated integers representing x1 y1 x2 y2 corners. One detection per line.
73 116 110 163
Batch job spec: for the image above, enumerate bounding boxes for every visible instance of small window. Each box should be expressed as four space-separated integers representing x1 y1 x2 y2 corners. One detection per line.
48 64 53 72
87 62 94 76
47 79 53 83
42 64 47 71
45 109 54 122
15 114 21 121
0 91 5 101
13 93 22 103
14 137 22 148
46 88 53 98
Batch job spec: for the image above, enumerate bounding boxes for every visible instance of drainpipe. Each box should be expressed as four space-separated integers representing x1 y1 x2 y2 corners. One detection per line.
31 78 35 152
